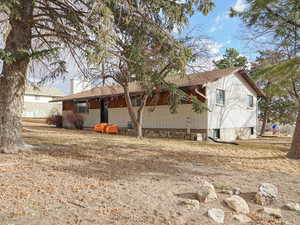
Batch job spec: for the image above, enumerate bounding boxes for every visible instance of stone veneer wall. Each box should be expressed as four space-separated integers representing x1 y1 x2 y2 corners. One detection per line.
119 127 208 140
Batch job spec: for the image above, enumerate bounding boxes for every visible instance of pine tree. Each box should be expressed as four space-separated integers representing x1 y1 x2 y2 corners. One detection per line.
251 50 297 136
231 0 300 158
0 0 215 150
214 48 247 69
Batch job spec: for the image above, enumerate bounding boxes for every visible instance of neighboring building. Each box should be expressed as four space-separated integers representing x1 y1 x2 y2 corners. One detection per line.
70 78 92 94
23 85 65 118
55 68 264 141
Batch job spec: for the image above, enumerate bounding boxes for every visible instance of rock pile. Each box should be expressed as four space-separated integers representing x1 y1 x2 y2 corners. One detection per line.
255 183 278 206
179 181 296 224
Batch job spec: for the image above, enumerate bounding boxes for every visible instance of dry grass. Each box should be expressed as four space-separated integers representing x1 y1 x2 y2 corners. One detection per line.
23 123 299 175
22 118 47 124
0 123 299 225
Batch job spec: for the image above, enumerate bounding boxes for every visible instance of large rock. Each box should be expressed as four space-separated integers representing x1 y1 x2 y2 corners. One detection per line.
255 183 278 206
208 208 224 224
263 207 282 218
196 181 217 203
233 214 252 224
285 202 300 211
224 195 250 214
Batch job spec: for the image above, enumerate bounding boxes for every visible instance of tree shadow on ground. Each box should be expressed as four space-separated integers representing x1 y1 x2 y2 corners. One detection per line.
31 140 240 182
24 127 298 182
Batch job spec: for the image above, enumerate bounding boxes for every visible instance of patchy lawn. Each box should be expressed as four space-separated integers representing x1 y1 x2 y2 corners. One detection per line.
0 123 299 225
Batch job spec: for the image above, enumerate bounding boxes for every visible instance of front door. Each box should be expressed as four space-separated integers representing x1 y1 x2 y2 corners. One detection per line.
100 99 109 123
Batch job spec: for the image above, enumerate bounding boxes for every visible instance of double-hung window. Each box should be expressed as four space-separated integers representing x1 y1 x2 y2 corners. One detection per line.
75 102 89 113
131 96 142 107
216 89 225 106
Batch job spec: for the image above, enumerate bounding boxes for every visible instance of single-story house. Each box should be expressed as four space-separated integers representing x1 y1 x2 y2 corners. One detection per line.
23 85 65 118
54 68 264 141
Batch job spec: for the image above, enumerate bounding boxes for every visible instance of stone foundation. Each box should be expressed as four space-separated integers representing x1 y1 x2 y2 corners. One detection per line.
119 127 208 140
207 127 257 141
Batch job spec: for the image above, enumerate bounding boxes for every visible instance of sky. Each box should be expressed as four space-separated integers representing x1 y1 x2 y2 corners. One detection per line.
184 0 251 58
1 0 252 94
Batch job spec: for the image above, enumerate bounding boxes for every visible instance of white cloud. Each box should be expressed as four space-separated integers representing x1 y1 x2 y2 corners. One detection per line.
188 55 223 73
211 12 229 33
209 24 223 33
214 13 229 24
214 15 222 24
187 40 224 73
233 0 247 12
204 40 223 55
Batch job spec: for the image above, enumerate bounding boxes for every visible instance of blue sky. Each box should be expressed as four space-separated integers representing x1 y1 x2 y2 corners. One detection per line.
184 0 251 58
56 0 252 93
52 0 252 94
1 0 252 94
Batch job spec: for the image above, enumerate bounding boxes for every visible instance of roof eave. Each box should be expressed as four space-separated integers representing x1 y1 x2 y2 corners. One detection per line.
237 69 265 97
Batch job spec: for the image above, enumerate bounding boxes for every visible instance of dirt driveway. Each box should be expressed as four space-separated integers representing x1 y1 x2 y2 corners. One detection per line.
0 124 299 225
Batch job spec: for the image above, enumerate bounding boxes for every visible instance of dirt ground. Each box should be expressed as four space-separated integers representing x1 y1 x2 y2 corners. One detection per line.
0 122 299 225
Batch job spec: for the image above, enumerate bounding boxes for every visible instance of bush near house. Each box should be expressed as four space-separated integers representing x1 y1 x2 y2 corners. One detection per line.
66 112 84 130
46 115 63 128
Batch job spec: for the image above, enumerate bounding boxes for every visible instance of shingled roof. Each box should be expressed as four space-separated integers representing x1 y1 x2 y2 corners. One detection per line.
55 68 263 102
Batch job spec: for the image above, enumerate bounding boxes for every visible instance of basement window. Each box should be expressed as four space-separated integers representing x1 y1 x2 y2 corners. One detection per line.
213 129 221 139
250 127 255 135
75 102 89 113
216 89 225 105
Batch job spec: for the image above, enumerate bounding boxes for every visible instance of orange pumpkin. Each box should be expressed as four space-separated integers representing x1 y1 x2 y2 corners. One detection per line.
105 125 119 134
94 123 108 133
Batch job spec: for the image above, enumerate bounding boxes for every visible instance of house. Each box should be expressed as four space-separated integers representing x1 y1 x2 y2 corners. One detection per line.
23 85 65 118
54 68 264 141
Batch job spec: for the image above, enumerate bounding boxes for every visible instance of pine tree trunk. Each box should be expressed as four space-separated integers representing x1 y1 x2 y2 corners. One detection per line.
0 0 33 153
290 106 300 158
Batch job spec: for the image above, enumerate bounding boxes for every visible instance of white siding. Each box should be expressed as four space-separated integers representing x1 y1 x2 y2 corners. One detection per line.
109 104 207 129
62 109 100 128
23 102 62 118
62 110 73 128
207 72 257 140
24 95 53 103
82 109 100 127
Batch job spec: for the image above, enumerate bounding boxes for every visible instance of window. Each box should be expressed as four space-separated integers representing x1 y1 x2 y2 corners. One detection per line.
248 95 254 108
216 89 225 105
213 129 221 139
75 102 89 113
131 96 141 107
250 127 255 135
35 96 40 101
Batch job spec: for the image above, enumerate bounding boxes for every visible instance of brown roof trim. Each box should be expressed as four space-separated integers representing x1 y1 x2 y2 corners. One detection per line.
237 69 265 97
52 68 264 102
